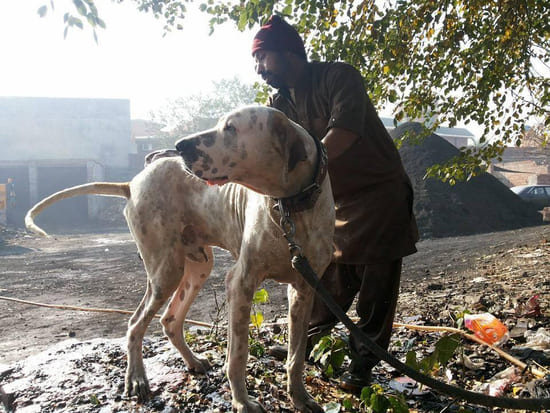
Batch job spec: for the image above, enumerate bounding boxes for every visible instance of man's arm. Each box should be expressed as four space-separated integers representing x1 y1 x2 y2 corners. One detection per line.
322 127 359 161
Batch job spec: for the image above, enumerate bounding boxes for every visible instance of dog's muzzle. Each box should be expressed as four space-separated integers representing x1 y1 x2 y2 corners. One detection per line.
175 138 200 166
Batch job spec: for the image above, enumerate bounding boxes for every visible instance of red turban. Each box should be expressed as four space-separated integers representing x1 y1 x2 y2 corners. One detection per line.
251 15 307 60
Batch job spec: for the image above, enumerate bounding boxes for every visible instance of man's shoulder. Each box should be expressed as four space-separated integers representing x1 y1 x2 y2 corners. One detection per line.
309 61 362 81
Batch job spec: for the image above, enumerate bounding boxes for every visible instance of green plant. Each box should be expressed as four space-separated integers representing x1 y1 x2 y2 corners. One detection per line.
309 334 349 378
360 384 409 413
405 333 461 376
249 288 269 357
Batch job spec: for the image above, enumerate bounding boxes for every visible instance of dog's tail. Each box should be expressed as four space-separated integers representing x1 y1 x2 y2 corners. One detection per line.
25 182 130 237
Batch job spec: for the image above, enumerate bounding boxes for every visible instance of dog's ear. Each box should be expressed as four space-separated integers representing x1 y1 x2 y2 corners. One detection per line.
287 127 307 173
271 111 307 173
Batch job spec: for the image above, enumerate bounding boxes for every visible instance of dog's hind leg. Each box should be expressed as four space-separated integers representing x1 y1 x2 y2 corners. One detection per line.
161 246 214 373
125 261 181 401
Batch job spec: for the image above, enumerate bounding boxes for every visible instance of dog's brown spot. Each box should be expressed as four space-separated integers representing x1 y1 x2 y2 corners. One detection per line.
181 225 197 245
165 315 176 323
154 286 163 299
201 133 216 147
212 168 218 174
130 335 136 342
259 122 264 131
185 281 191 290
200 273 207 278
167 332 175 338
141 225 147 236
229 162 237 168
239 305 249 320
179 289 186 301
222 156 230 165
240 148 248 160
248 113 258 129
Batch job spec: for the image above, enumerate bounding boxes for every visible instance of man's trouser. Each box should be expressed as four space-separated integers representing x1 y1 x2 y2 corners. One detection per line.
308 259 402 374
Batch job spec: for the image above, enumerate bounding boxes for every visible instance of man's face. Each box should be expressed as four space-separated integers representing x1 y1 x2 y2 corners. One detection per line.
253 50 289 89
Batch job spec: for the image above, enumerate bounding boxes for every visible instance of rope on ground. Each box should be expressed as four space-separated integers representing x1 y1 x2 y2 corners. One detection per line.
0 295 213 329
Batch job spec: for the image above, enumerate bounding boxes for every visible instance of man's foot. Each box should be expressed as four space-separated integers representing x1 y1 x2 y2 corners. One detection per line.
268 345 288 361
339 371 372 393
267 344 315 362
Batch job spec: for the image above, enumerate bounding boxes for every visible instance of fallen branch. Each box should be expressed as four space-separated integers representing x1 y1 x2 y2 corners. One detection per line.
0 295 213 329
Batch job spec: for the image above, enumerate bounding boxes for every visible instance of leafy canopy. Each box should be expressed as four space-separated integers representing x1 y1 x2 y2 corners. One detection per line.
40 0 550 182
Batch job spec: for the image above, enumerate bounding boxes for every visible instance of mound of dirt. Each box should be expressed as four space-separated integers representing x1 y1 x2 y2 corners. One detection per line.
393 122 542 239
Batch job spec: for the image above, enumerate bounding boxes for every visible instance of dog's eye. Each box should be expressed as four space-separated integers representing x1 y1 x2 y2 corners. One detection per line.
224 123 236 134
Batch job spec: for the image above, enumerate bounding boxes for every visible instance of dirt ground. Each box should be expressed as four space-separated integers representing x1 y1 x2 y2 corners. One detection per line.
1 223 548 365
0 224 549 411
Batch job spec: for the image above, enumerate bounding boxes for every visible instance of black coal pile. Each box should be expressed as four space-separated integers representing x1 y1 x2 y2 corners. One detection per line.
393 122 542 239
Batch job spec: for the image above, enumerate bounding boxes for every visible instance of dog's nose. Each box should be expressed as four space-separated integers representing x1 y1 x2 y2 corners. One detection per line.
175 138 199 164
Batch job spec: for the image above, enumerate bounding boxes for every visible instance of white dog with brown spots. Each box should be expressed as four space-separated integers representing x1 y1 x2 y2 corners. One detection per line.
26 106 334 413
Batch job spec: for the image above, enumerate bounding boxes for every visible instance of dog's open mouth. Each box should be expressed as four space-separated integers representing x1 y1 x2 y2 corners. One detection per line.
204 176 229 186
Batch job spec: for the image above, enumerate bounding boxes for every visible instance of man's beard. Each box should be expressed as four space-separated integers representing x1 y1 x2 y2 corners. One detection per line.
262 71 286 89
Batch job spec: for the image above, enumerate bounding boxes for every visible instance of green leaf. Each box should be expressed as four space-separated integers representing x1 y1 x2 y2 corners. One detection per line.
434 333 460 366
252 288 269 304
250 312 264 328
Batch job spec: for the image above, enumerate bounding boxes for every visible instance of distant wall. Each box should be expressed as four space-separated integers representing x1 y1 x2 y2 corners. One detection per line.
0 97 132 167
0 97 132 227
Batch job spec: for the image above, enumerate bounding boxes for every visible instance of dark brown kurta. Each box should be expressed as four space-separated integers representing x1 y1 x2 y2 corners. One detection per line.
270 61 418 264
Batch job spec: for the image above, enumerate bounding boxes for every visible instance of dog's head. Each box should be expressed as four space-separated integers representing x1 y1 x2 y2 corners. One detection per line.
175 106 311 197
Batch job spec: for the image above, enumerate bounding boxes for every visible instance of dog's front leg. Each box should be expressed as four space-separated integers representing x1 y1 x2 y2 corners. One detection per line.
287 281 323 412
225 265 266 413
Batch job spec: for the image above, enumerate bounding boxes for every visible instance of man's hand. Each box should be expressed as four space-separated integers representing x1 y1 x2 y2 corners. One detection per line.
322 127 359 161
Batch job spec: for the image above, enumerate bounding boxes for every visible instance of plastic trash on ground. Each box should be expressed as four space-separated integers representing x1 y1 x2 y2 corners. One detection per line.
464 312 509 345
523 327 550 350
389 376 430 396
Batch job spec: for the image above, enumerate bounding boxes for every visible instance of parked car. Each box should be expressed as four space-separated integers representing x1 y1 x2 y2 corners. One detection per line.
510 185 550 209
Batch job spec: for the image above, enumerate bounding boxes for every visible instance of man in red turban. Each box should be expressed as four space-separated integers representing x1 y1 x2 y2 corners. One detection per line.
252 15 418 392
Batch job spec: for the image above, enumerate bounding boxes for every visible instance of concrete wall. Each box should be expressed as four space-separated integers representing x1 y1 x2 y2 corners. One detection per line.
0 97 132 227
0 97 132 167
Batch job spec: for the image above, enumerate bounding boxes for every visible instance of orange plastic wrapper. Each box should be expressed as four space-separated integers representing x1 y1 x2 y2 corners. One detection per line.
464 313 509 345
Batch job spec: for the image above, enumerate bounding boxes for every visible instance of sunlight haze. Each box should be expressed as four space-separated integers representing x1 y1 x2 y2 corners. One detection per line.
0 0 258 119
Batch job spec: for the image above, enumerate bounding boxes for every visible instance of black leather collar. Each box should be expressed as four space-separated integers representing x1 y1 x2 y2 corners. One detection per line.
274 136 328 213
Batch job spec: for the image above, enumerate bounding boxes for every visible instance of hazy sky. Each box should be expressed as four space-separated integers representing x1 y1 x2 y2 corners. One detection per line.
0 0 258 119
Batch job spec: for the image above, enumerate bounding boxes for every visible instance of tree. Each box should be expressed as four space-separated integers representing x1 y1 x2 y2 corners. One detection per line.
150 76 258 139
40 0 550 182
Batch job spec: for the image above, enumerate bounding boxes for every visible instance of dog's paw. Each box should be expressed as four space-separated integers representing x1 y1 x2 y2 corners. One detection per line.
187 356 212 373
232 399 267 413
124 375 151 402
291 392 323 412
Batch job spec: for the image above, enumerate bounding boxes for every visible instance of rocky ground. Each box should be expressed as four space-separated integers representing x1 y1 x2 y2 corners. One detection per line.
0 224 549 412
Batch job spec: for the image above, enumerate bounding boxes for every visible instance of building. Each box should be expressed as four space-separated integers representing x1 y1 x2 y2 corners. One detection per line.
0 97 133 227
381 117 476 148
